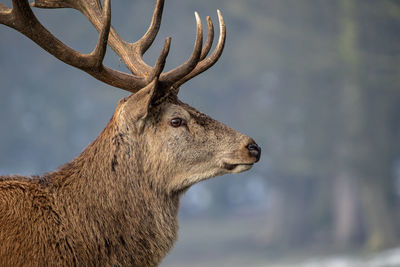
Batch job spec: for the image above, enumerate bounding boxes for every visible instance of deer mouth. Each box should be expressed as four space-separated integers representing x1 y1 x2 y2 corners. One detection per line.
222 162 254 173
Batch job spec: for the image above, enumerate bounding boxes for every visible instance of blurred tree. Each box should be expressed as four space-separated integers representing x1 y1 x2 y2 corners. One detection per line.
333 0 400 250
333 0 365 247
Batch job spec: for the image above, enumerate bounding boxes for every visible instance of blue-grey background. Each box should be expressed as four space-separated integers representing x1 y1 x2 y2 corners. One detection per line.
1 0 400 266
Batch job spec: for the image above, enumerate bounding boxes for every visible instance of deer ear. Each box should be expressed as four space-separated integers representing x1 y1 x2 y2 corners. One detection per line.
124 79 158 122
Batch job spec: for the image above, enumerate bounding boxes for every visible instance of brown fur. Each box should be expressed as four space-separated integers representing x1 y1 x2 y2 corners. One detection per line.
0 89 258 265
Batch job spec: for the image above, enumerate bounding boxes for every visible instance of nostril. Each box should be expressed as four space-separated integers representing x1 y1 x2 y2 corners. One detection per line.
247 143 261 162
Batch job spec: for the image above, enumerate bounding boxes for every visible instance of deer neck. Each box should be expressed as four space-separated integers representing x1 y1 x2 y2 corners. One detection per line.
46 118 180 264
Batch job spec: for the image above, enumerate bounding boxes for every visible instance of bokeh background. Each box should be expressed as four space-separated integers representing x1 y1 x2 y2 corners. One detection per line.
1 0 400 266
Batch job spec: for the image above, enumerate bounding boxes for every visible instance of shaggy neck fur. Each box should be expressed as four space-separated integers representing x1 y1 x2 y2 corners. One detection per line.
25 116 178 266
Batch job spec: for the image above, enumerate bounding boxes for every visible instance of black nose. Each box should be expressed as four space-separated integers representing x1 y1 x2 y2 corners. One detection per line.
247 143 261 162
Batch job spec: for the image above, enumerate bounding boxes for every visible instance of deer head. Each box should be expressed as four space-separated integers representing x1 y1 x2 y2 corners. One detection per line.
0 0 260 193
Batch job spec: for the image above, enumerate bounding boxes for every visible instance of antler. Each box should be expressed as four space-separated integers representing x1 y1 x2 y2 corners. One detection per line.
0 0 226 94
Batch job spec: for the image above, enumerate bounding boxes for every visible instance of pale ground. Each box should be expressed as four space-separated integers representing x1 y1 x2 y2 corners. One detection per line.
164 242 400 267
266 247 400 267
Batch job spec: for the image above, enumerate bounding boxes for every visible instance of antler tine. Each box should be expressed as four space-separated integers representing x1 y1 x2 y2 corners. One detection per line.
136 0 164 55
160 12 203 87
91 0 111 67
118 0 166 77
172 10 226 89
147 37 171 82
200 16 214 61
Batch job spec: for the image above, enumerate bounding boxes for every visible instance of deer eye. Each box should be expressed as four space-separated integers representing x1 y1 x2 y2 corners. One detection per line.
170 118 186 128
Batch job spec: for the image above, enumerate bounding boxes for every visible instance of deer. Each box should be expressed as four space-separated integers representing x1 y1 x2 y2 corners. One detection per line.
0 0 261 266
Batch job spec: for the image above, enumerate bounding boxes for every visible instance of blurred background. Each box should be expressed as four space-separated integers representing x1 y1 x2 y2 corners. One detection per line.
1 0 400 266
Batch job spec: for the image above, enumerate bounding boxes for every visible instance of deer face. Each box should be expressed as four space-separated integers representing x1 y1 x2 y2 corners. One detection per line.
116 82 261 193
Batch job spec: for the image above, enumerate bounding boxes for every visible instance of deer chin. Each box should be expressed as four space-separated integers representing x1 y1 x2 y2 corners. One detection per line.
171 162 253 194
222 162 254 173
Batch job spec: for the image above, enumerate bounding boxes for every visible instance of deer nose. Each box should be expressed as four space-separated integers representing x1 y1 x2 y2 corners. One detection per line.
247 143 261 162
